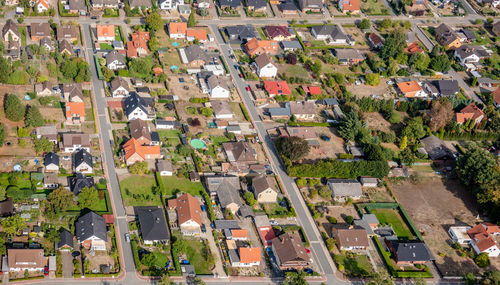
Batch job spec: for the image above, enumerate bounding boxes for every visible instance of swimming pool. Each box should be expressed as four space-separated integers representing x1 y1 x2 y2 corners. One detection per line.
190 139 207 149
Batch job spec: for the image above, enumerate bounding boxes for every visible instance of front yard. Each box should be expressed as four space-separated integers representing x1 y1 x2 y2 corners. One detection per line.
119 175 161 206
172 232 215 275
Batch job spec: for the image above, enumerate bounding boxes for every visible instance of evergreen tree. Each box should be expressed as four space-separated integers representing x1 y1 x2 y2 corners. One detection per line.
4 94 25 122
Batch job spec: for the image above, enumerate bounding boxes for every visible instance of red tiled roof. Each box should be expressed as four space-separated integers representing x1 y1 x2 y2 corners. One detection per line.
65 102 85 118
186 29 208 41
239 247 261 263
167 193 202 227
97 24 115 39
123 137 160 161
258 226 275 247
456 103 484 124
169 22 187 35
406 42 424 54
468 223 500 252
492 87 500 106
264 81 291 95
102 214 114 224
341 0 360 12
264 26 291 39
397 81 422 94
302 85 321 95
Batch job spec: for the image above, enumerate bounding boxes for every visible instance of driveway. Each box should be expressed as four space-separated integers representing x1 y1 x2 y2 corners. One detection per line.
61 251 74 278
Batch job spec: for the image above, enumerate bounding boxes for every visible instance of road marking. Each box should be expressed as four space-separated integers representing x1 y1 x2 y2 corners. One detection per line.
98 114 106 117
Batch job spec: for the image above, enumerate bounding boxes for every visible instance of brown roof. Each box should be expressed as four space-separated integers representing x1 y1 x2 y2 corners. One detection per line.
211 100 233 116
254 53 273 69
222 141 257 163
8 249 45 269
31 23 51 38
456 103 484 124
288 101 315 115
167 193 202 227
285 126 317 140
332 225 369 248
62 133 90 147
272 232 309 265
493 87 500 106
468 223 500 252
57 25 79 40
0 198 14 216
252 174 277 196
129 119 151 142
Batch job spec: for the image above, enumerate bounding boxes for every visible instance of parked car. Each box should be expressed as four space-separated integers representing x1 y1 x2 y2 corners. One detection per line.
239 73 243 78
305 248 311 253
303 268 313 274
320 135 330 141
62 156 70 161
245 86 251 91
201 224 206 233
44 266 49 276
125 233 130 243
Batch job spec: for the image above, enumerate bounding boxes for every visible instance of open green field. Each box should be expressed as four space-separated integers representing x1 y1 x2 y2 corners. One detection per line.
173 232 215 275
161 176 204 199
120 175 161 206
371 208 414 239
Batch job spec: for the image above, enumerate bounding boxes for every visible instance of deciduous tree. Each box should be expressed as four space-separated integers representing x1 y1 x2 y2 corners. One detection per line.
428 99 454 131
1 215 26 237
47 187 74 213
276 136 310 161
78 187 99 209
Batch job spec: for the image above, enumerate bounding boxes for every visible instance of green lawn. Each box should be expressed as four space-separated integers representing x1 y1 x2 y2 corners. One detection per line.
160 51 182 69
67 194 108 212
286 65 310 79
120 175 161 206
153 251 169 268
115 26 122 42
209 135 230 145
334 253 374 277
371 208 413 239
100 43 114 50
19 26 27 46
361 0 390 15
161 176 204 199
173 233 215 275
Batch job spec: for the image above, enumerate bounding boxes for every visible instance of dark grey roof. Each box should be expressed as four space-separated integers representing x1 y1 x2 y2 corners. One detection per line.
128 0 152 7
124 92 150 117
70 173 95 195
298 0 322 9
219 0 241 8
205 176 242 209
106 50 126 65
269 107 291 117
455 45 489 59
246 0 266 8
73 149 93 169
225 25 256 40
181 264 195 276
389 240 433 262
214 219 240 229
151 131 160 143
69 0 86 10
57 229 74 249
75 211 107 242
280 0 298 10
156 119 179 127
420 135 453 160
334 48 364 61
184 44 209 64
44 152 59 167
312 25 346 40
251 174 276 196
318 98 339 106
434 23 458 46
437 80 459 96
58 39 74 55
239 204 255 217
136 87 150 93
135 206 170 242
280 40 301 50
228 248 239 263
461 29 476 41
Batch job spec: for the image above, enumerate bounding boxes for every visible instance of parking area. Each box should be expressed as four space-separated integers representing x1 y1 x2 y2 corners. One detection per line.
62 251 74 278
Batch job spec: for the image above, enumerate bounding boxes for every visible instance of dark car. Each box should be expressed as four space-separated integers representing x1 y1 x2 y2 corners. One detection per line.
201 224 206 233
71 251 80 258
320 135 330 141
303 268 313 274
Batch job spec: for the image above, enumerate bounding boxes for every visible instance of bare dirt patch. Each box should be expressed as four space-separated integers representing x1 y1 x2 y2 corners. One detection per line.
363 112 391 133
346 81 394 98
390 177 498 276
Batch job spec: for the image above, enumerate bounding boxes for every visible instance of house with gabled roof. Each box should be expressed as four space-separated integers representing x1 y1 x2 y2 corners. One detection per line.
3 20 20 42
110 76 129 98
454 45 489 66
44 152 59 172
205 175 242 214
252 54 277 78
73 149 93 174
286 101 316 120
264 81 291 96
57 25 79 42
207 75 230 98
368 33 384 49
244 38 278 56
65 101 85 124
385 240 433 265
129 0 152 8
70 173 95 195
180 44 209 67
61 132 90 152
106 50 126 70
328 179 362 201
297 0 323 12
186 29 208 42
35 0 50 12
222 141 257 171
225 25 256 43
97 24 115 41
124 92 156 121
135 206 170 244
123 137 161 165
30 23 51 41
212 100 234 119
468 223 500 257
167 193 202 236
271 232 310 270
280 0 298 14
57 229 74 251
456 103 484 126
311 25 347 45
418 135 454 161
76 211 107 251
169 22 187 39
246 0 266 11
332 224 369 251
264 26 294 41
396 80 427 98
34 125 56 143
434 23 461 49
251 174 278 203
7 249 45 272
339 0 360 13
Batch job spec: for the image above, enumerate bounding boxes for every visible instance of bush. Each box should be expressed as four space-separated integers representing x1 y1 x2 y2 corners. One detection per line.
288 159 390 179
327 217 337 224
129 161 149 175
475 253 490 267
388 111 401 124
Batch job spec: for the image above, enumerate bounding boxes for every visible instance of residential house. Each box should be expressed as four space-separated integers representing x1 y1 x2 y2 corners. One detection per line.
212 100 234 119
40 36 53 51
123 137 161 165
168 22 187 39
280 0 298 14
43 172 59 189
405 42 424 54
205 176 242 213
244 38 278 56
96 24 115 42
264 26 294 41
159 0 184 10
44 152 59 172
477 78 499 88
65 102 85 124
129 0 152 8
252 53 277 78
124 92 156 121
36 125 57 143
225 25 256 43
219 0 242 9
492 87 500 108
177 3 191 13
328 179 362 201
454 45 489 66
57 230 74 251
180 44 209 67
167 193 202 236
35 81 53 97
2 20 20 42
339 0 360 13
251 174 278 203
456 103 485 126
311 25 347 44
61 133 90 152
254 215 275 246
156 160 173 176
156 118 180 129
467 223 500 257
334 49 364 65
419 135 454 161
64 83 83 102
368 33 384 49
57 25 79 42
396 81 427 98
30 23 51 41
271 233 310 270
434 23 461 49
129 118 155 145
186 29 208 42
135 206 170 244
92 0 119 9
359 177 378 187
66 0 86 14
332 225 369 251
207 75 230 98
70 173 95 195
280 40 302 51
58 39 74 56
448 226 472 245
227 245 261 267
385 240 433 265
110 76 129 98
286 101 316 120
264 80 291 96
354 214 379 235
73 149 93 174
268 107 291 120
106 50 126 70
7 249 44 272
246 0 267 11
432 80 459 96
222 141 257 172
297 0 323 12
195 0 211 8
280 126 319 148
76 211 107 251
492 21 500 37
302 85 321 96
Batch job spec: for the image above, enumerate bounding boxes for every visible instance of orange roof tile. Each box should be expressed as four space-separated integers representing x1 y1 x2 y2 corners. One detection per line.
406 42 424 54
131 31 150 41
187 29 208 41
456 103 484 124
341 0 360 12
264 81 291 95
239 247 261 264
231 229 248 239
65 102 85 118
167 193 202 226
97 24 115 39
245 38 278 55
123 137 160 160
396 81 422 94
492 87 500 106
169 22 187 35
